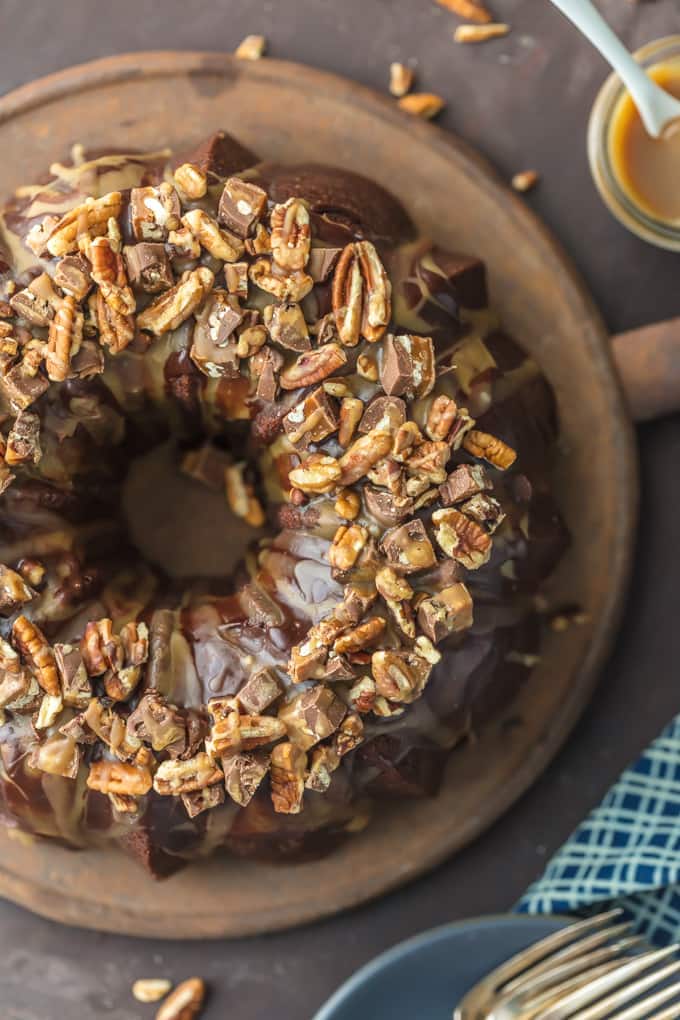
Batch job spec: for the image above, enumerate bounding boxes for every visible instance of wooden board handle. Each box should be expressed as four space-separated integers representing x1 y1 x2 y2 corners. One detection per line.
612 317 680 422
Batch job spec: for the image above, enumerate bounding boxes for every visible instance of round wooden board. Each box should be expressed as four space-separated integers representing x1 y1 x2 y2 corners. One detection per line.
0 52 636 938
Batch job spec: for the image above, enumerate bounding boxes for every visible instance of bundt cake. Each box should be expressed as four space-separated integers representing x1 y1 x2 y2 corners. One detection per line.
0 130 567 876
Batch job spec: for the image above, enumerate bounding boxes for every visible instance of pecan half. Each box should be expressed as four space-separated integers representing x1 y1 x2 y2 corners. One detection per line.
338 429 393 486
173 161 208 199
371 649 432 703
46 294 84 381
270 741 307 814
137 267 214 335
333 617 386 654
46 192 123 256
280 342 347 390
270 198 311 271
153 752 223 795
87 760 152 796
332 240 391 346
95 289 135 354
463 429 517 469
328 524 369 573
288 454 341 495
12 615 59 695
432 507 492 569
207 705 286 757
0 564 34 614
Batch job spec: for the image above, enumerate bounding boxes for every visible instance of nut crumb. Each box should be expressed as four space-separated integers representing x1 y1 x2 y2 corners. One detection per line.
512 170 539 193
435 0 492 22
132 978 173 1003
155 977 205 1020
454 22 510 43
235 34 266 60
397 93 445 119
389 62 414 97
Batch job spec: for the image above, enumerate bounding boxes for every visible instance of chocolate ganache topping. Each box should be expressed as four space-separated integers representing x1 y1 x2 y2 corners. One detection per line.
0 130 567 874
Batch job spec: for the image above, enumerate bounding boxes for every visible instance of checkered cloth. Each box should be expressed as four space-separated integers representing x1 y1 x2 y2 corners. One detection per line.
516 715 680 946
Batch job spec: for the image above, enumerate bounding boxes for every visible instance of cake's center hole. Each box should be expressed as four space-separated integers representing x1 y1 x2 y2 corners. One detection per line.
122 439 266 579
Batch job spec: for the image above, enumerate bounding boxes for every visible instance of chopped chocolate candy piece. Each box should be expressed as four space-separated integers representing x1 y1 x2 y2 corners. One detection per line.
432 507 492 569
237 668 283 714
172 130 258 181
153 752 223 796
222 749 270 806
358 395 407 434
380 518 436 573
123 243 174 293
363 484 413 528
218 177 268 238
270 741 307 814
0 358 48 410
251 345 284 401
320 653 356 682
129 183 180 242
58 713 96 744
126 690 187 755
315 312 339 347
25 215 60 257
182 784 225 818
54 254 92 301
69 340 104 379
30 733 81 779
460 493 505 533
0 564 33 615
5 411 41 466
337 581 379 626
417 582 473 642
439 463 491 505
54 643 91 709
428 248 488 310
380 333 435 399
334 712 364 755
279 685 346 751
190 290 243 378
305 744 340 792
181 441 231 491
224 261 249 299
309 246 342 282
9 273 59 327
286 640 326 683
263 302 310 352
283 386 339 449
207 703 286 756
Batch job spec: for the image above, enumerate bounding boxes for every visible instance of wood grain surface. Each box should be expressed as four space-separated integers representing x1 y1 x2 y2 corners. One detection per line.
0 1 677 1018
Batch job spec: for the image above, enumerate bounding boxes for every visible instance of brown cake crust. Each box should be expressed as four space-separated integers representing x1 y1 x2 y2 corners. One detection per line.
0 131 567 875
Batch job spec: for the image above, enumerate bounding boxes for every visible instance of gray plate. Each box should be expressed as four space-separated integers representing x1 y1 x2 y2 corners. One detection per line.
314 914 568 1020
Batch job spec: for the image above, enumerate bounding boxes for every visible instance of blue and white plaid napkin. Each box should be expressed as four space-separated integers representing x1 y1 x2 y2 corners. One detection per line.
516 715 680 947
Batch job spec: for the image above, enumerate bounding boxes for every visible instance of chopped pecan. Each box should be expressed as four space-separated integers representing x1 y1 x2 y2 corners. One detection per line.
235 32 267 59
460 493 505 533
375 565 413 601
512 169 540 193
389 61 414 97
155 978 205 1020
405 440 450 484
173 161 208 200
137 267 214 335
12 615 59 695
283 386 339 448
288 454 341 495
123 243 174 293
288 640 327 685
0 564 34 615
182 784 225 818
417 582 473 642
463 429 517 469
46 294 83 381
245 223 271 256
332 240 391 346
218 177 268 238
279 685 346 751
88 235 136 315
81 618 118 676
225 461 265 527
10 273 59 327
270 741 307 813
338 396 364 448
129 184 180 242
190 289 242 378
263 301 310 352
280 342 347 390
207 707 285 757
435 0 491 21
237 668 283 714
54 253 92 301
397 93 445 119
454 23 510 43
334 712 364 756
348 675 376 714
333 617 386 654
329 524 369 574
236 323 267 359
371 649 431 703
87 760 152 796
380 333 435 399
103 621 149 702
182 208 244 262
338 429 392 486
270 198 311 271
54 643 91 708
35 691 64 730
356 353 378 382
334 488 361 521
249 258 313 302
95 289 135 354
30 733 80 779
81 698 135 759
167 224 201 259
131 980 173 1005
432 507 492 569
46 192 123 256
439 463 491 505
305 744 341 792
380 518 436 574
425 395 459 441
153 752 223 795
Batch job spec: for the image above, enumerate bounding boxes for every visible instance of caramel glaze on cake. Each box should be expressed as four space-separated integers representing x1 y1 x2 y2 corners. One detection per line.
0 131 567 875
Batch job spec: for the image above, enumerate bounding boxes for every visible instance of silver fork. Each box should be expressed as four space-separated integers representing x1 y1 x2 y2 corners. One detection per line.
454 911 680 1020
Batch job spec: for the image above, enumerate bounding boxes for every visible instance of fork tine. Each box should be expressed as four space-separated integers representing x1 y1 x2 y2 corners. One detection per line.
568 959 680 1020
515 959 640 1019
607 973 680 1020
476 910 624 990
503 925 638 995
533 947 679 1020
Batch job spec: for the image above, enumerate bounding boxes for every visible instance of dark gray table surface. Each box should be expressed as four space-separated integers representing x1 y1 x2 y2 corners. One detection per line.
1 2 679 1018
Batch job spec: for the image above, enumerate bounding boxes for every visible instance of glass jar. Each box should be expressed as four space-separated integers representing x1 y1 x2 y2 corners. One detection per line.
588 34 680 251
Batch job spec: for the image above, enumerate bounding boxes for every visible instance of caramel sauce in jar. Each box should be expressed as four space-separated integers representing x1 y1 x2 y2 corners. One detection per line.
608 61 680 224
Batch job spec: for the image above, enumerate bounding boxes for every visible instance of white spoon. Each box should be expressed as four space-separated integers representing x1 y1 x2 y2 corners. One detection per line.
549 0 680 138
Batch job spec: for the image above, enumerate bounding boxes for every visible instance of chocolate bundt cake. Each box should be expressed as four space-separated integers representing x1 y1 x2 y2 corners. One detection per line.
0 130 567 875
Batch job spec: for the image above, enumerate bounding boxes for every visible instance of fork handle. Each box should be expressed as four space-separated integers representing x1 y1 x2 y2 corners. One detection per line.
611 317 680 421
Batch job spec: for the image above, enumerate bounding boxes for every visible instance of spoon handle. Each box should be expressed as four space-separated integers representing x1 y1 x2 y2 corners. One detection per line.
612 317 680 421
548 0 664 136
